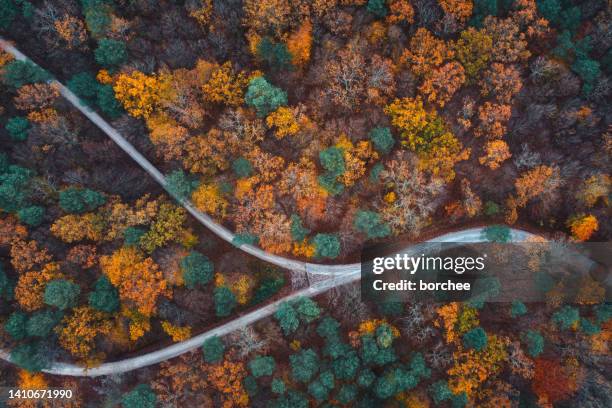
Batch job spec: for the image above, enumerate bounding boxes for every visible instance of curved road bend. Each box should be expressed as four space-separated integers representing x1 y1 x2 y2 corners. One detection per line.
1 228 534 376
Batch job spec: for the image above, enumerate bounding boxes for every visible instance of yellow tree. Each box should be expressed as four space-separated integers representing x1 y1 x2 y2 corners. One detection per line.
479 139 512 169
113 71 169 118
566 214 598 241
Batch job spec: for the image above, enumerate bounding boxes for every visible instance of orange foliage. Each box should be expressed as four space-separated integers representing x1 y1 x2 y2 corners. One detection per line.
419 61 466 107
387 0 415 24
479 139 512 169
114 71 168 118
532 358 579 405
100 247 171 316
191 183 228 219
146 113 189 161
287 21 313 67
266 107 300 138
475 102 512 139
66 245 98 268
13 83 60 112
188 0 213 26
480 63 523 104
50 213 106 243
401 28 453 77
566 214 598 241
514 165 554 207
161 321 192 342
15 262 62 312
10 239 52 273
17 370 47 389
202 61 249 106
205 360 249 408
57 306 112 360
0 215 27 246
439 0 473 22
54 16 87 49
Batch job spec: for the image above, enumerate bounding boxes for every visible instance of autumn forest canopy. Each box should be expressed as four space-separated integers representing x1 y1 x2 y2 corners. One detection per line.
0 0 610 407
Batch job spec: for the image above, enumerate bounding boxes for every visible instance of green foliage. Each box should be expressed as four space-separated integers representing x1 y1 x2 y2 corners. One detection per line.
59 187 106 214
166 169 199 200
5 116 30 141
511 301 527 317
369 162 384 182
468 276 501 309
213 286 237 317
257 38 293 71
536 0 560 23
316 316 340 340
354 210 390 239
232 157 253 178
290 348 320 383
44 280 80 310
313 233 340 259
5 311 27 340
295 297 320 323
452 392 468 408
0 0 18 29
317 172 344 195
523 330 544 357
121 384 157 408
462 327 488 351
232 233 259 247
572 58 601 95
319 147 345 175
290 214 310 242
250 275 285 305
558 6 581 33
484 200 500 216
360 334 397 366
430 380 453 404
272 390 309 408
67 72 99 106
17 205 44 227
377 301 403 316
249 355 276 378
331 349 360 380
94 38 128 68
0 164 32 212
96 84 124 117
369 126 394 154
180 251 213 289
595 304 612 324
85 7 111 37
534 271 555 293
245 77 288 117
26 309 62 338
123 226 146 247
88 276 119 313
0 264 13 301
275 301 299 335
579 318 601 336
308 376 332 401
357 368 376 388
552 305 579 330
271 378 286 394
336 384 357 404
367 0 387 17
244 375 259 397
324 339 351 359
482 224 510 242
376 324 394 349
471 0 498 26
374 372 398 399
202 336 225 363
2 60 51 88
10 341 50 372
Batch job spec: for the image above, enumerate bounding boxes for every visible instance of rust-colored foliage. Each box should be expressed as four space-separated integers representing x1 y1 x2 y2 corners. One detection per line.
15 262 62 312
205 359 250 407
532 358 580 405
287 20 313 67
419 61 466 107
66 245 98 268
10 239 52 273
57 306 112 360
401 28 453 78
13 83 60 112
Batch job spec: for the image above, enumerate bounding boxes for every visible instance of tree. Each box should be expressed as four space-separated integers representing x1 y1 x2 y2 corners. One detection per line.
313 233 340 259
551 305 579 330
191 183 228 219
566 214 598 241
94 38 128 68
166 170 199 200
0 0 18 29
180 251 213 289
5 116 30 141
266 107 299 139
475 102 511 139
57 306 112 359
354 210 391 239
96 84 123 117
249 355 276 378
511 301 527 317
202 336 225 363
386 0 414 24
532 358 578 404
67 72 99 106
271 378 285 394
275 301 299 335
26 309 62 338
232 157 254 178
201 61 249 107
59 187 106 214
10 341 50 372
114 71 166 119
523 330 544 357
0 164 33 212
100 246 171 316
287 21 312 67
2 60 50 88
5 311 27 340
257 38 293 71
367 0 388 17
369 127 395 154
214 286 237 317
290 348 320 383
419 62 466 107
44 279 80 310
122 384 157 408
14 262 59 312
401 28 452 78
479 139 512 169
453 28 492 82
245 77 288 117
88 276 119 313
480 63 523 103
17 206 44 227
463 327 488 351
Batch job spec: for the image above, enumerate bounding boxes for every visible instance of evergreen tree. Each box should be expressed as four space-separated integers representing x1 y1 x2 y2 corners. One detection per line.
88 276 120 313
245 77 288 117
44 279 80 310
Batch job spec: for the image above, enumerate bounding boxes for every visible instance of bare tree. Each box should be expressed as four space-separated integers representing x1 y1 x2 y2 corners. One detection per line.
228 326 268 358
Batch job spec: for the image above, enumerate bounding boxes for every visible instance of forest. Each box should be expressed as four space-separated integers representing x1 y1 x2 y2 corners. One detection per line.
0 0 610 407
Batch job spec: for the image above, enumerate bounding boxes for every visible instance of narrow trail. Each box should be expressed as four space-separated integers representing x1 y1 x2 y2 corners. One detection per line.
0 38 537 377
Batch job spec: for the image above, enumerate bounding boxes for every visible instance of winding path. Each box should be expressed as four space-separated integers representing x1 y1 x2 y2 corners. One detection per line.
0 39 537 376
